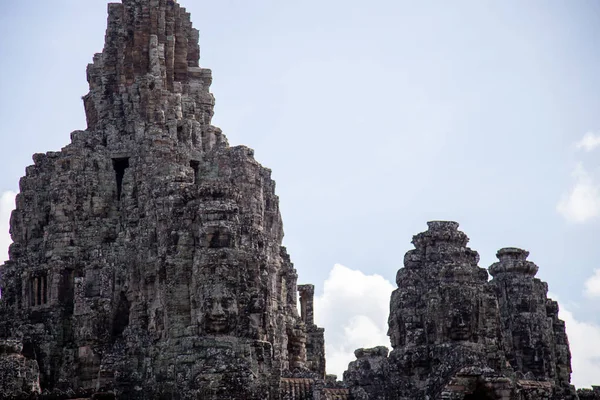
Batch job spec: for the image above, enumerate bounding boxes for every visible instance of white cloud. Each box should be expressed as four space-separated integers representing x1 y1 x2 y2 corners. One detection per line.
0 191 16 263
314 267 598 388
576 132 600 152
314 264 394 378
557 163 600 223
584 269 600 298
558 305 600 389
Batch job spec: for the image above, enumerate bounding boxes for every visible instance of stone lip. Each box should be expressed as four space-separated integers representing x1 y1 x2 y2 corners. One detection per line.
489 247 538 277
497 247 530 262
411 220 470 252
427 220 459 231
354 346 389 359
0 339 22 355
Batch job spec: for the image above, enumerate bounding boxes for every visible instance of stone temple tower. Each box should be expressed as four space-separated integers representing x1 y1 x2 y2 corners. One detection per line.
343 222 587 400
488 248 576 398
1 1 599 400
0 0 325 398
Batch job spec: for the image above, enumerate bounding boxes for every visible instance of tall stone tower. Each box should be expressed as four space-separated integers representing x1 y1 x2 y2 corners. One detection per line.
0 1 324 398
385 221 509 398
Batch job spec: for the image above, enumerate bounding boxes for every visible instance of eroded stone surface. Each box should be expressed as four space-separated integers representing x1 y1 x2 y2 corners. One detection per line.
0 0 323 398
0 339 41 396
384 221 508 398
578 387 600 400
489 248 577 398
0 0 598 399
343 222 592 400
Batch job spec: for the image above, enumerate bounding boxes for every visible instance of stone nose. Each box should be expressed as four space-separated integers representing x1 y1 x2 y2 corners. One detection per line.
210 300 225 316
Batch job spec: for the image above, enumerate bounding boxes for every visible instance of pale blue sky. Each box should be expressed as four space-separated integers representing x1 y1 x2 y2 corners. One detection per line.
1 0 600 386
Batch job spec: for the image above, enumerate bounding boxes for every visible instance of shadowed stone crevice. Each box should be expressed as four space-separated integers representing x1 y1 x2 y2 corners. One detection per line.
463 386 497 400
112 158 129 201
112 292 130 337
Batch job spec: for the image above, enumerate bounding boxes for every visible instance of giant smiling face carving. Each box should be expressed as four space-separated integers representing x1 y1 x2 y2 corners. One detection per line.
202 284 238 334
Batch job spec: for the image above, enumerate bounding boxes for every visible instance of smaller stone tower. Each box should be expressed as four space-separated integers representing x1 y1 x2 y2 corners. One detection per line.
489 248 578 398
346 221 510 399
343 222 588 400
298 284 326 378
387 221 508 398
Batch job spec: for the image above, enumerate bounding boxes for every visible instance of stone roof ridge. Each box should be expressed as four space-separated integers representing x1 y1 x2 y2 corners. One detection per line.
428 220 460 231
82 0 216 137
354 346 389 359
404 220 481 271
489 247 539 278
411 220 470 250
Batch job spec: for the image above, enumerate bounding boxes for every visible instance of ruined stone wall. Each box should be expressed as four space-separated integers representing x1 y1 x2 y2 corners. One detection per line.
578 387 600 400
343 347 389 400
0 339 40 396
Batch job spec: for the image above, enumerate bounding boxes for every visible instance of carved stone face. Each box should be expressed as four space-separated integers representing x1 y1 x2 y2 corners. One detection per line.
287 326 307 370
448 307 472 341
203 284 238 334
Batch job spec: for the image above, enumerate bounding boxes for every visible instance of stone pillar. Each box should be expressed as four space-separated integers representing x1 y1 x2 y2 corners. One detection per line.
41 275 46 304
34 277 39 306
298 284 314 325
297 284 326 377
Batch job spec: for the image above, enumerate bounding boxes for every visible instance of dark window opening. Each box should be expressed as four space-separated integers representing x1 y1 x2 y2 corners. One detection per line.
464 394 495 400
158 263 167 283
84 270 101 298
59 269 75 314
177 125 184 142
463 385 496 400
190 160 200 185
517 299 531 313
22 342 36 360
210 231 231 248
92 393 116 400
112 292 130 338
112 158 130 200
30 274 48 307
206 227 232 249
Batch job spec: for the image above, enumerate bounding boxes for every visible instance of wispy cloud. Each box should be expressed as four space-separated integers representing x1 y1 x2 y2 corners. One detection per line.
584 269 600 298
0 191 16 263
557 163 600 223
576 132 600 152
